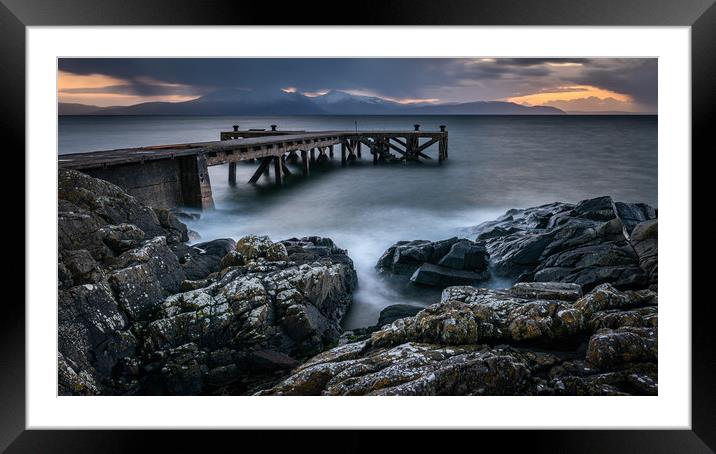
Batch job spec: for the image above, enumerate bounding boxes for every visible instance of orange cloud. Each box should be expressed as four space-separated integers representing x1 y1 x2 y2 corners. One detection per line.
58 70 199 106
504 85 632 107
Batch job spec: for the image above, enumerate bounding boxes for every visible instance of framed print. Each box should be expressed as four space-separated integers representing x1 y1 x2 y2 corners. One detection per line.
4 0 713 451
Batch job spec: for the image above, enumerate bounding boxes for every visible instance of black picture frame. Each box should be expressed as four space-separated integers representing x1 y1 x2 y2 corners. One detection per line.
3 0 711 451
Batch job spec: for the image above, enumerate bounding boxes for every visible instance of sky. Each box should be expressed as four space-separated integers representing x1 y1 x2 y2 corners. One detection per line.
58 58 657 113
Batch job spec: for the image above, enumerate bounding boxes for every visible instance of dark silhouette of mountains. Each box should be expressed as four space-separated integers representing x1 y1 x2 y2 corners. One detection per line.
59 89 565 116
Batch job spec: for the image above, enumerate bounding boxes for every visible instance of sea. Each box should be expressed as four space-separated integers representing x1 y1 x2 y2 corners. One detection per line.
58 115 658 328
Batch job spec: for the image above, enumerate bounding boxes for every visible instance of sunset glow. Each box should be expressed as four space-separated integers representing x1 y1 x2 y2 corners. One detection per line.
504 85 632 106
57 58 656 113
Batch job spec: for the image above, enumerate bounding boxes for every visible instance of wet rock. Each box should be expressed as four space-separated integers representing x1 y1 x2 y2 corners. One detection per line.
377 304 424 327
377 237 489 287
438 240 489 270
630 219 658 288
410 263 489 287
614 202 657 236
171 238 236 281
469 196 656 291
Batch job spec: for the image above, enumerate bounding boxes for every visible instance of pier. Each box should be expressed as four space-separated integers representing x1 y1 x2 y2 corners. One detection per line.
58 125 448 210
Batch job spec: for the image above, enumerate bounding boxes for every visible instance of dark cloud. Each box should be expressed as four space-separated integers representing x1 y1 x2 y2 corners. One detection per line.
573 59 657 108
58 58 657 109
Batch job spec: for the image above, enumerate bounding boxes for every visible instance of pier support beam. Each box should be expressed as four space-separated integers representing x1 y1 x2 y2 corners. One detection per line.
329 145 334 158
273 155 284 185
228 162 237 186
356 142 362 159
341 142 347 166
316 147 329 163
249 157 272 183
301 149 310 175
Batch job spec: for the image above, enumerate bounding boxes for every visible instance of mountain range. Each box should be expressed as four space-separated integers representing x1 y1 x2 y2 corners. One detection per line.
58 89 566 116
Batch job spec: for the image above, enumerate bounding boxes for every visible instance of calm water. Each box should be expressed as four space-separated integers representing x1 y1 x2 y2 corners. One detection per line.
59 115 658 328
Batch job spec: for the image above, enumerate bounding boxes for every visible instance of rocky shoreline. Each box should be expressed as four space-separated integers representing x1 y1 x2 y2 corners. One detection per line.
58 169 657 396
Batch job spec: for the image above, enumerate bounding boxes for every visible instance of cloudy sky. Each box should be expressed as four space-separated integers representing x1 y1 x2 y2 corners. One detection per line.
58 58 657 113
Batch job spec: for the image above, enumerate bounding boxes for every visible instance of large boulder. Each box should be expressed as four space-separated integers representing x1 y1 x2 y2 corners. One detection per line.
138 235 357 394
377 238 490 287
469 196 656 291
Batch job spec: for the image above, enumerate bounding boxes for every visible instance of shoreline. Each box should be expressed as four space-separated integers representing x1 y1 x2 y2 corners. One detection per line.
57 169 657 396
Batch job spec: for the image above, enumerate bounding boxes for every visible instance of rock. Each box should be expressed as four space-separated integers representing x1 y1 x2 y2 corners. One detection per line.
259 283 658 395
377 304 424 327
468 196 656 291
108 237 186 320
235 235 273 260
99 223 145 253
138 236 357 393
377 237 489 287
153 207 189 243
410 263 489 287
614 202 657 236
61 249 104 285
266 242 289 262
510 282 582 301
219 250 245 269
437 240 489 270
630 219 658 288
171 238 236 281
586 327 657 369
58 281 135 393
573 283 656 318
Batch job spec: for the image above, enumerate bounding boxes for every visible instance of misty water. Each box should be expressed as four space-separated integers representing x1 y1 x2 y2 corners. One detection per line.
59 115 657 328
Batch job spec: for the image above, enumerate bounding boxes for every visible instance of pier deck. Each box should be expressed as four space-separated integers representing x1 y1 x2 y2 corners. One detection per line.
58 127 448 210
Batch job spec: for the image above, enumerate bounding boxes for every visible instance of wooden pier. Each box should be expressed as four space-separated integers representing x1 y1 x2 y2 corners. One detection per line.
58 125 448 210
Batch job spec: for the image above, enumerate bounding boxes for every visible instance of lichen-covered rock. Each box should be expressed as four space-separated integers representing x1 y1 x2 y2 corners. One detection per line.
235 235 273 260
58 170 358 396
509 282 582 301
260 282 658 396
586 327 657 369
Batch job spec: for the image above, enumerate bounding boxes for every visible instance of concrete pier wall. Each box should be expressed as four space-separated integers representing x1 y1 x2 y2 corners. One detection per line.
83 155 214 209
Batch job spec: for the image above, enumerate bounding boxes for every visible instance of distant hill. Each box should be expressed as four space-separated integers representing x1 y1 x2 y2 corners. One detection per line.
59 89 566 116
413 101 564 115
58 102 104 115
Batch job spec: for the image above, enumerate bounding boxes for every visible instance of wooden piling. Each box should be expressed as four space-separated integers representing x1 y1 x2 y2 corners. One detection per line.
273 155 283 185
228 162 237 185
301 149 310 175
341 142 347 166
